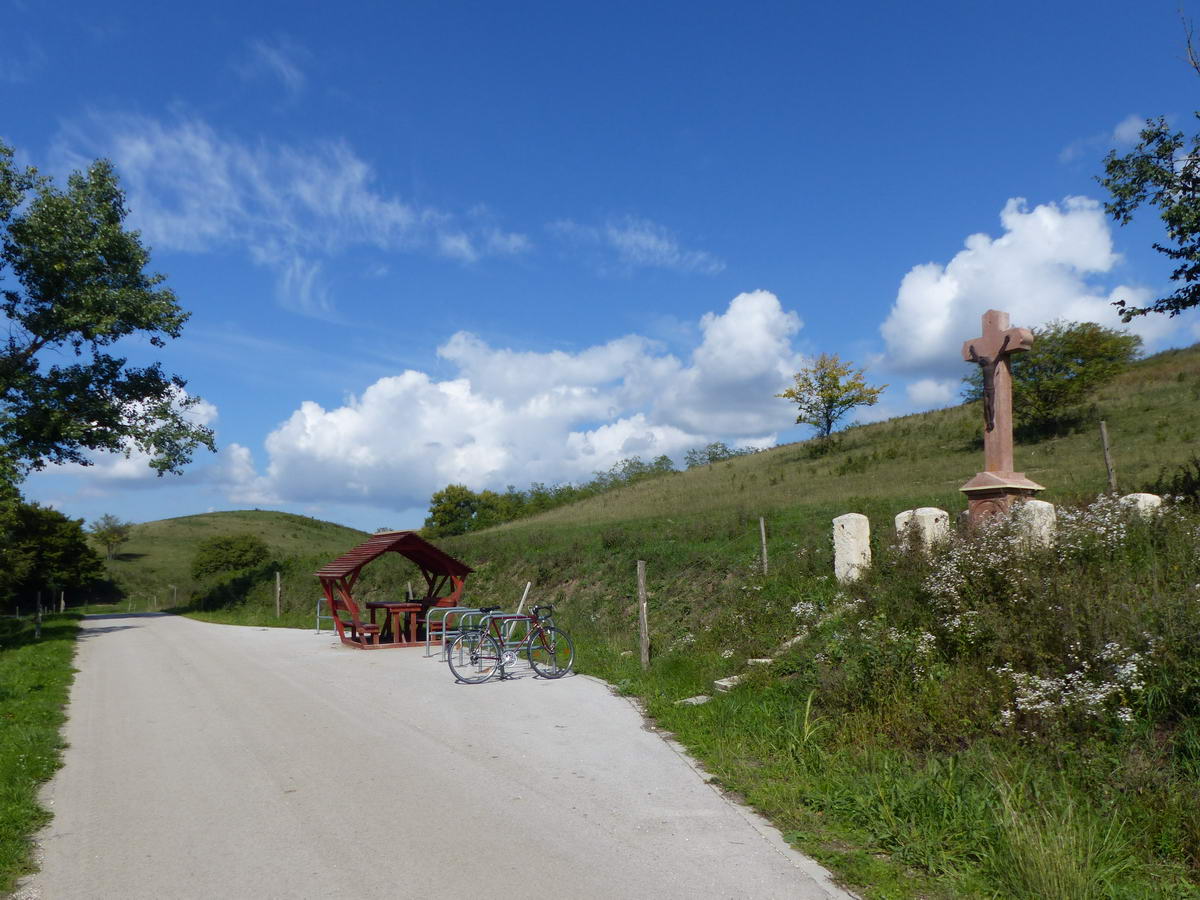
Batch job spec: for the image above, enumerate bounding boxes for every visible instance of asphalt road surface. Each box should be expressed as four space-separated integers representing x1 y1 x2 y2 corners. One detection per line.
17 614 853 899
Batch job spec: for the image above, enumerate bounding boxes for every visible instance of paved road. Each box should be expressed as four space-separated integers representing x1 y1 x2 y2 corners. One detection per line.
17 614 852 899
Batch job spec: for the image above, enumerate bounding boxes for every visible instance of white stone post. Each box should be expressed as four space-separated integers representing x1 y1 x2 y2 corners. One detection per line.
1119 492 1162 519
1014 498 1056 548
833 513 871 583
895 507 949 549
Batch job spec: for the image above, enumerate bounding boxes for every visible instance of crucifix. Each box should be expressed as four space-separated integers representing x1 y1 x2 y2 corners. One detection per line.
959 309 1044 523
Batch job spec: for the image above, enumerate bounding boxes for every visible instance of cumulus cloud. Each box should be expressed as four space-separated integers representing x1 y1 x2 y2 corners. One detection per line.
51 112 530 317
550 215 725 275
224 291 803 510
880 196 1186 378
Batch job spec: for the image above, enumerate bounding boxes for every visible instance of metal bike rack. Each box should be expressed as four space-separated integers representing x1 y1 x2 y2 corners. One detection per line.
424 607 484 658
315 596 336 634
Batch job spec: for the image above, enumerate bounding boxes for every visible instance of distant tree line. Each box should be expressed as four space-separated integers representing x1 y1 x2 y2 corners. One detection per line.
423 444 760 537
0 502 106 614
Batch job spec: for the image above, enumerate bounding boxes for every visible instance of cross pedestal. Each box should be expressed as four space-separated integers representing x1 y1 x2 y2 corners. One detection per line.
960 309 1044 524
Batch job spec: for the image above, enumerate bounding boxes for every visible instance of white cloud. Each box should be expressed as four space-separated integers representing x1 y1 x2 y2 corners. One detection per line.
1112 114 1146 147
240 36 308 96
550 215 725 275
224 291 803 509
1060 113 1146 164
51 112 530 317
880 196 1190 377
906 378 958 408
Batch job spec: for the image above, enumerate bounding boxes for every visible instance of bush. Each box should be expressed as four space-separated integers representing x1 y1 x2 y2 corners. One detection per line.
191 534 270 580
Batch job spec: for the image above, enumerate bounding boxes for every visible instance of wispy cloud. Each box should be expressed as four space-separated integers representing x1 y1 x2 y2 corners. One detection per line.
1060 113 1147 164
51 112 531 317
238 36 309 98
0 36 45 83
550 215 725 275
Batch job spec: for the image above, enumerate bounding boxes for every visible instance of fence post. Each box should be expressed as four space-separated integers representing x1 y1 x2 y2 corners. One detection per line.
637 560 650 671
759 516 768 576
1100 420 1118 493
35 604 42 640
275 571 282 618
59 591 65 613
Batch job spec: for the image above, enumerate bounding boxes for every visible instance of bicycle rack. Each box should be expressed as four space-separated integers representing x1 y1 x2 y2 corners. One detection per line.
315 596 336 634
424 607 484 658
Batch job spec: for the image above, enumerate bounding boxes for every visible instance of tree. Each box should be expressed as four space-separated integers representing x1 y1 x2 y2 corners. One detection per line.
191 534 271 580
776 354 886 439
962 321 1141 430
88 513 133 560
423 484 479 537
0 502 104 610
1099 23 1200 322
0 140 214 480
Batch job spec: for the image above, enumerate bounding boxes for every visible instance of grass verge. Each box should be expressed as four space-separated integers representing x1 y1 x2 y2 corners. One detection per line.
0 614 79 895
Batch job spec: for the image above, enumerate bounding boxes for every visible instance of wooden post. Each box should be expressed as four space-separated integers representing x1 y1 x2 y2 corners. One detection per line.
759 517 768 576
1099 420 1117 493
515 581 532 616
35 604 41 640
637 560 650 671
59 591 65 613
407 581 413 601
275 571 282 618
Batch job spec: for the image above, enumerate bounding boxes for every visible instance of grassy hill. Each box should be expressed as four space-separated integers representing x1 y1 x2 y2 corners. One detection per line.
100 510 370 615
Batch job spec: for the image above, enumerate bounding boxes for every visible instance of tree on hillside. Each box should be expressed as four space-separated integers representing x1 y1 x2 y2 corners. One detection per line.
962 321 1141 431
191 534 270 580
88 513 133 560
423 484 479 537
0 140 215 484
1099 25 1200 321
776 354 886 439
684 442 752 468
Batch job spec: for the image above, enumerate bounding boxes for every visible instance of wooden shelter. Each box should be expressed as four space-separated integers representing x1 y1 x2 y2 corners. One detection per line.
315 531 473 649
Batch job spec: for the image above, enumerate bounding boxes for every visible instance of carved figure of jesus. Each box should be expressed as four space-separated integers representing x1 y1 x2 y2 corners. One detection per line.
960 310 1033 475
966 335 1010 432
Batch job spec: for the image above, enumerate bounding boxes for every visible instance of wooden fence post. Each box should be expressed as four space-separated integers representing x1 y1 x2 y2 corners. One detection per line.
275 571 282 618
759 516 768 576
637 560 650 671
1100 420 1117 493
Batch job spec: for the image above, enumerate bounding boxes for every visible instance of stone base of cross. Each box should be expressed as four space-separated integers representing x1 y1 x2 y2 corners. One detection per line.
960 470 1044 523
959 309 1045 525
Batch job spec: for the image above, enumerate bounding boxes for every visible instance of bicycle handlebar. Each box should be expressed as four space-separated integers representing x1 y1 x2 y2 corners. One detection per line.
531 604 554 620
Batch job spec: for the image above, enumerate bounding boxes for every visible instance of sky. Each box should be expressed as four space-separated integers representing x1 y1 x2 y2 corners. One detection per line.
5 0 1200 533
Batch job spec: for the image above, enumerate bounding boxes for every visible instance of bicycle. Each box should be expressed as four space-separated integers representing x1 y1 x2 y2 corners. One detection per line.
446 604 574 683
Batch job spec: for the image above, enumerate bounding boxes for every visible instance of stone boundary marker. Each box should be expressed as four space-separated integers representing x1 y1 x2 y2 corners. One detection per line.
832 513 870 583
832 493 1164 580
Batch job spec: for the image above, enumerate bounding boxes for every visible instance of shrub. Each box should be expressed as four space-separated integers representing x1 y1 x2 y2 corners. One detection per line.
191 534 270 580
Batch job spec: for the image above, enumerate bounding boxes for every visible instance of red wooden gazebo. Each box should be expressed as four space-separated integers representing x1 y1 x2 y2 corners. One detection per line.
315 531 473 649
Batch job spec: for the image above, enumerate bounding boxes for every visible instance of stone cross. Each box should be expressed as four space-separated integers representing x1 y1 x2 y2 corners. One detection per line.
960 309 1044 523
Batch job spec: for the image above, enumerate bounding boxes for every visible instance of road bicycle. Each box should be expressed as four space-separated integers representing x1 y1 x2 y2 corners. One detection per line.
446 604 574 683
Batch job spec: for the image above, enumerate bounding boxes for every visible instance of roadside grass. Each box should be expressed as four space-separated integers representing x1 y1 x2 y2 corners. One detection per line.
0 614 79 895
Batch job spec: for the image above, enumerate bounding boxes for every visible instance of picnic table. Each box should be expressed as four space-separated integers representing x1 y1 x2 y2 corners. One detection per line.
365 601 422 644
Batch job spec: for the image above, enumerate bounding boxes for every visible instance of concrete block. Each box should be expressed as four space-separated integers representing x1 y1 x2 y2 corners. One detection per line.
1014 498 1056 547
833 513 870 583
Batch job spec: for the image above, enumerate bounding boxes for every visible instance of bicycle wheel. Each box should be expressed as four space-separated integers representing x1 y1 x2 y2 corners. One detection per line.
447 630 502 684
527 626 574 678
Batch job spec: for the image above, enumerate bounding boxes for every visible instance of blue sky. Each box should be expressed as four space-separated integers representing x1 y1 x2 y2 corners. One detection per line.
5 0 1200 532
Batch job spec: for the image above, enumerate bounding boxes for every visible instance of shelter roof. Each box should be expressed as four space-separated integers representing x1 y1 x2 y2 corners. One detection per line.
314 531 473 581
